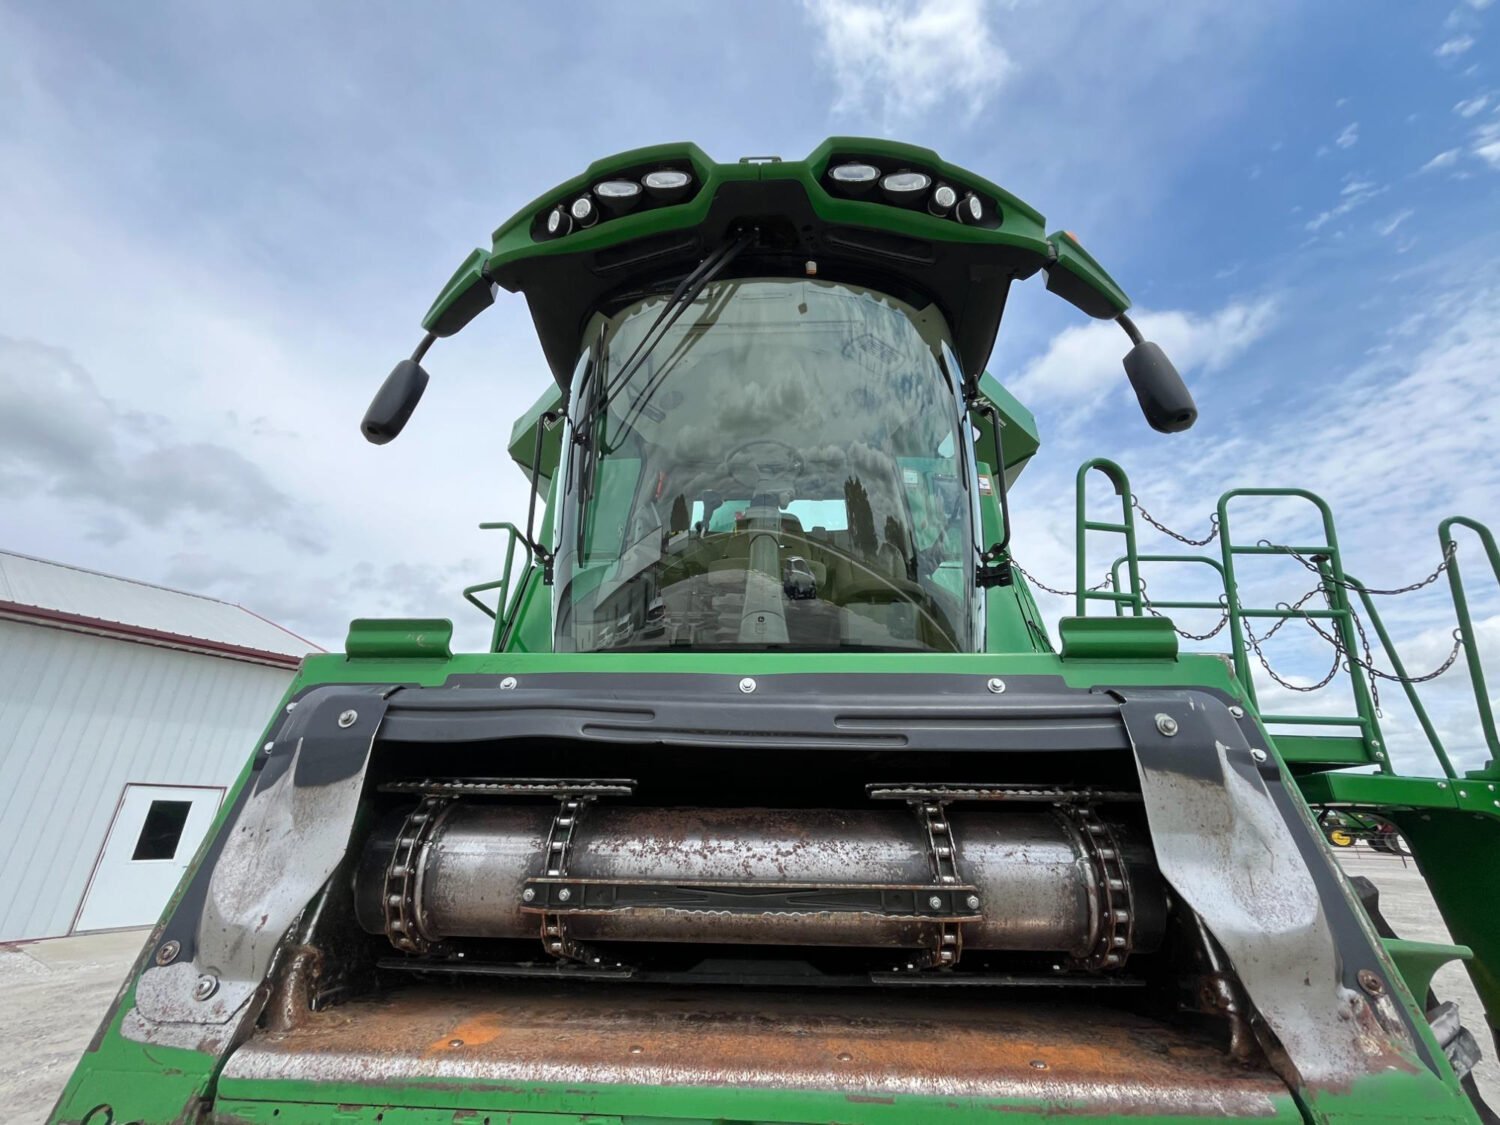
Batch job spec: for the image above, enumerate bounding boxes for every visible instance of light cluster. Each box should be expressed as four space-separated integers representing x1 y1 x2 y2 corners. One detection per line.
542 169 694 238
826 161 990 224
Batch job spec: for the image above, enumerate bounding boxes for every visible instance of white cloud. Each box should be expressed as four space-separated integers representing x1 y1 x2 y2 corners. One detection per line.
802 0 1011 128
1454 93 1490 118
1375 209 1414 237
1474 120 1500 170
1304 178 1385 231
1436 34 1476 57
1420 147 1463 172
1335 121 1360 148
1008 296 1277 407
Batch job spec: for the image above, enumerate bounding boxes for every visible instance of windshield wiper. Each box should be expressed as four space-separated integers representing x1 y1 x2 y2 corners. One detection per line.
599 229 756 415
575 231 756 557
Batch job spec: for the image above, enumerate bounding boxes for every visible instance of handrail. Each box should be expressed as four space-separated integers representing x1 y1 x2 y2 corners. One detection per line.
1439 517 1500 772
1075 459 1143 618
1216 489 1385 766
461 522 535 653
1342 574 1459 780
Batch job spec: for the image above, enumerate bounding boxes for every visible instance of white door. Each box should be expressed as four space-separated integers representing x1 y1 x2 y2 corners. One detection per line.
74 784 224 933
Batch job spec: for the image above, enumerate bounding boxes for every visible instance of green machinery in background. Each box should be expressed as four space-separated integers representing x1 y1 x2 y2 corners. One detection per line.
51 139 1500 1125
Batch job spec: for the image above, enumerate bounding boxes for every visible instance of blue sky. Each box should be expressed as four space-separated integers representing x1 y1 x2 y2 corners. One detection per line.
2 0 1497 771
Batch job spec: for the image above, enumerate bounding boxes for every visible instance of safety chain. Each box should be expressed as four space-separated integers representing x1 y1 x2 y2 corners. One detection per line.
1011 561 1114 598
1261 539 1457 597
1137 576 1230 642
1131 495 1220 546
1240 585 1464 709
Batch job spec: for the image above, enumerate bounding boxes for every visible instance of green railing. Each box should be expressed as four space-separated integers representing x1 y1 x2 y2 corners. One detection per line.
461 521 534 653
1076 461 1500 780
1075 459 1144 618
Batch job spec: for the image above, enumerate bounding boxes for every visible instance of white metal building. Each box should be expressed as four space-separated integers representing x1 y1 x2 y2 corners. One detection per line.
0 550 321 942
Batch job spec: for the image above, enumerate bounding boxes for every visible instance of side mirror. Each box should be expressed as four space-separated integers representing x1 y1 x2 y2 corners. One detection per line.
1123 341 1197 433
361 359 430 445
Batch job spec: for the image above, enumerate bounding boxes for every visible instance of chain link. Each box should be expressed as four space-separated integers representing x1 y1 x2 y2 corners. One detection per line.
1259 540 1457 596
1011 560 1113 598
1131 495 1220 547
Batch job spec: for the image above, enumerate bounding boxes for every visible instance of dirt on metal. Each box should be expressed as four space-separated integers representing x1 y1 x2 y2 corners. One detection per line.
220 981 1293 1117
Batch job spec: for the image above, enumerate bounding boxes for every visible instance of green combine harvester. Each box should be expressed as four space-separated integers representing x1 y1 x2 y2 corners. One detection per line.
51 139 1500 1124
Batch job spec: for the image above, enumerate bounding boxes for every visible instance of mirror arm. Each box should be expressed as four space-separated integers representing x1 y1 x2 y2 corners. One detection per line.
525 409 563 585
970 398 1014 588
1116 313 1144 347
411 331 436 363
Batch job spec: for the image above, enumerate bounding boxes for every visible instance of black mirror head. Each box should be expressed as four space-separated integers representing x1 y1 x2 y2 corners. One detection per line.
1123 342 1197 433
361 359 430 445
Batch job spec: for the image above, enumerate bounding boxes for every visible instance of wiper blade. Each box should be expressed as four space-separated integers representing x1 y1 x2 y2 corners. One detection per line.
600 229 755 414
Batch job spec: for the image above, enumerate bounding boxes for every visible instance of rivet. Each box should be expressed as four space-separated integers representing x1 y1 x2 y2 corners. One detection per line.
1030 1059 1049 1070
1357 969 1385 997
1438 782 1449 789
449 1038 464 1048
1459 790 1469 798
155 940 180 966
739 677 757 694
192 973 219 1001
928 895 944 910
987 677 1006 694
499 676 518 690
262 741 275 754
966 894 981 910
1155 714 1179 737
337 709 358 728
285 700 298 712
629 1044 644 1054
1250 748 1268 763
837 1051 853 1062
1228 706 1244 719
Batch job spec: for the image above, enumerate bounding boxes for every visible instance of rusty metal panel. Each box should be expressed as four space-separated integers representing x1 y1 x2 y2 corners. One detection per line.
220 983 1295 1117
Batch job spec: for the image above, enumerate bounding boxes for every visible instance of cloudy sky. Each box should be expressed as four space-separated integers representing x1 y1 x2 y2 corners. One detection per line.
2 0 1497 771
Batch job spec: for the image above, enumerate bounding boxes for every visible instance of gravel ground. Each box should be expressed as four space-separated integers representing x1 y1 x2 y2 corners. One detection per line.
2 850 1494 1123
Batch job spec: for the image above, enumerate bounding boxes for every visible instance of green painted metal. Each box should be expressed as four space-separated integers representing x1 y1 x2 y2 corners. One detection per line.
1058 614 1178 660
462 522 534 652
50 138 1500 1125
344 617 453 660
1439 517 1500 775
1075 458 1144 617
1384 938 1474 1005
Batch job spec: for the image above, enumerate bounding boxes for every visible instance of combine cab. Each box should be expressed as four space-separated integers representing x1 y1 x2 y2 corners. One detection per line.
51 140 1500 1124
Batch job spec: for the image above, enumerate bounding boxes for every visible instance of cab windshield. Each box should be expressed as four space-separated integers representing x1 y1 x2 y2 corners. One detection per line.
553 278 975 652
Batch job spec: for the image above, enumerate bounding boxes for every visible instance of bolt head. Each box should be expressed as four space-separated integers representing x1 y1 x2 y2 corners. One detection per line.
1155 713 1179 737
986 677 1006 694
192 973 219 1001
337 709 358 728
738 677 757 694
558 888 572 902
499 675 518 690
928 895 944 910
155 940 180 966
1357 968 1385 996
1228 706 1245 719
1250 748 1268 763
966 894 981 911
521 887 536 902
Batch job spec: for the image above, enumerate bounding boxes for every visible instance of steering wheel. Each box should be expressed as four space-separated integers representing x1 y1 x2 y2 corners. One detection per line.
780 531 959 647
725 438 805 491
